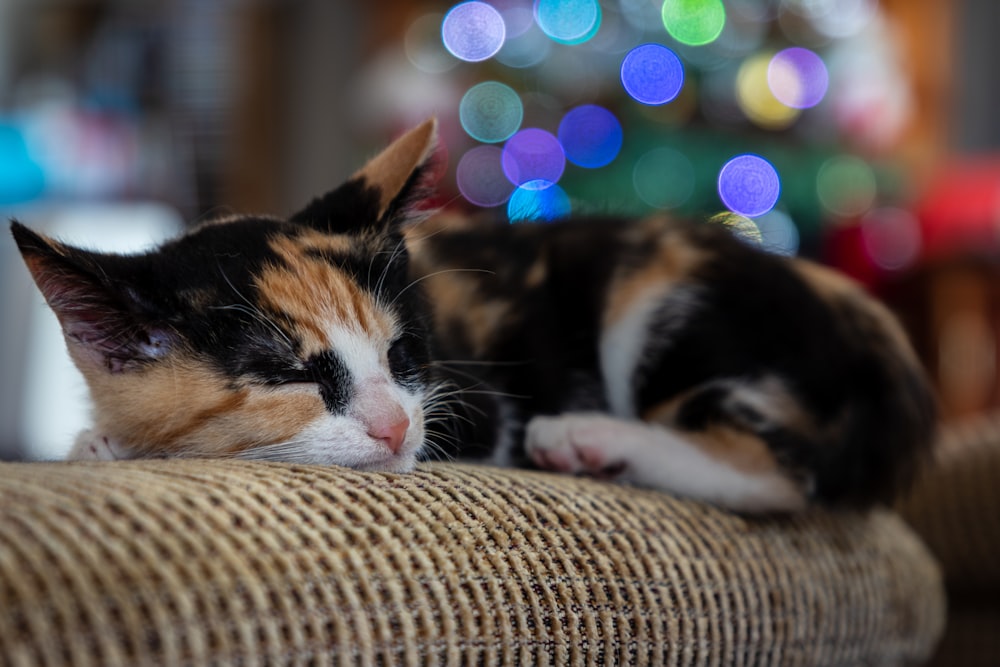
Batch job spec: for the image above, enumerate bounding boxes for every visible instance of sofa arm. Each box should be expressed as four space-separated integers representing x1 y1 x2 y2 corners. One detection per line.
0 460 943 666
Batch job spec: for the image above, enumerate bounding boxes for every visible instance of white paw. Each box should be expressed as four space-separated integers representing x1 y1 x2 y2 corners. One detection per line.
67 430 127 461
524 414 628 479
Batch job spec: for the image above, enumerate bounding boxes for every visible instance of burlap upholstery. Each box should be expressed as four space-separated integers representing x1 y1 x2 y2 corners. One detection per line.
0 460 943 666
897 414 1000 667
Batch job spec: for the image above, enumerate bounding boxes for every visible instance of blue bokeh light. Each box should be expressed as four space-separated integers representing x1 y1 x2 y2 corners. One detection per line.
502 128 566 188
534 0 602 45
459 81 523 143
620 43 685 105
508 180 571 222
441 2 506 62
0 123 45 204
557 105 623 169
717 154 781 218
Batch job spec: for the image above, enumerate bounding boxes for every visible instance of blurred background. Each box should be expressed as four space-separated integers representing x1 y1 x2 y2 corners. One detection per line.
0 0 998 460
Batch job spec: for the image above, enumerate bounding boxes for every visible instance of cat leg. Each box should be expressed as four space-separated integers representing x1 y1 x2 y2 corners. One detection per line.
525 413 807 513
67 429 130 461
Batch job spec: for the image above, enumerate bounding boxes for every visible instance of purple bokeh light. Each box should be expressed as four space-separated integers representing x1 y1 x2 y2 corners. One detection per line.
441 2 506 62
502 128 566 189
767 47 829 109
456 145 515 207
718 154 781 217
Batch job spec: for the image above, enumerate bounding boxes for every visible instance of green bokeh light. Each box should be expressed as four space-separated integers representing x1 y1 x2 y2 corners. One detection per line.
661 0 726 47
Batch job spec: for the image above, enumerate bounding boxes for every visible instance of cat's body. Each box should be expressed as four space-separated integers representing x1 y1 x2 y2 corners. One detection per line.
11 119 935 512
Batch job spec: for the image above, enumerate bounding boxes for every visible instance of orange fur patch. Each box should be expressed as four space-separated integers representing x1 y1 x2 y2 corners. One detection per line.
643 396 787 476
352 118 438 219
685 426 782 475
602 217 706 328
420 270 511 358
81 353 326 456
258 232 395 357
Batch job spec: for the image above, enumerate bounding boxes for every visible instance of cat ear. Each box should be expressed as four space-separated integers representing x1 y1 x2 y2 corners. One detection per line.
291 117 438 233
10 221 177 373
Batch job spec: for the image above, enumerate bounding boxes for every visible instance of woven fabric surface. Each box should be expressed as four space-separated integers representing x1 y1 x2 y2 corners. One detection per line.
896 414 1000 667
0 460 943 667
897 414 1000 594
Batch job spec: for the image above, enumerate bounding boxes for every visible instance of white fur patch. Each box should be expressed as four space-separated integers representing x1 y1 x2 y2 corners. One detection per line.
239 323 427 470
68 429 130 461
600 286 700 418
486 397 519 467
525 412 806 513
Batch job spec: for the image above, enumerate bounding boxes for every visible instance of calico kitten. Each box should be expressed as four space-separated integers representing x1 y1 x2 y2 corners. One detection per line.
11 119 935 512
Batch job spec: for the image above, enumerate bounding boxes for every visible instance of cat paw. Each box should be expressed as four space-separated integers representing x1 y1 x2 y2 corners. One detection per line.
67 430 127 461
524 414 628 479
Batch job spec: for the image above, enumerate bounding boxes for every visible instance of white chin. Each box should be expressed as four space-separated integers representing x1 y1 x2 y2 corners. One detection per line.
355 452 418 473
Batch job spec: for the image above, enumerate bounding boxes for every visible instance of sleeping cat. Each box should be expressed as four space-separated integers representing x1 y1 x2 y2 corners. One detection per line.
10 118 935 512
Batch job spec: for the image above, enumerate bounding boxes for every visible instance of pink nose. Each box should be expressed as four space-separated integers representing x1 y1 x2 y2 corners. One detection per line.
367 416 410 454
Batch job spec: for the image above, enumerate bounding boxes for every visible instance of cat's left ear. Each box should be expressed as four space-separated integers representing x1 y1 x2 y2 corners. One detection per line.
291 118 438 234
10 222 177 373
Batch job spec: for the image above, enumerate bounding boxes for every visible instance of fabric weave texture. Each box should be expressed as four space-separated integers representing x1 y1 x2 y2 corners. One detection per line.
0 460 944 666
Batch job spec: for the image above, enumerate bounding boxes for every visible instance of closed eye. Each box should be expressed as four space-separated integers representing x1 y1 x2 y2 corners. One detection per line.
240 357 314 387
387 335 429 387
262 369 314 386
387 338 414 379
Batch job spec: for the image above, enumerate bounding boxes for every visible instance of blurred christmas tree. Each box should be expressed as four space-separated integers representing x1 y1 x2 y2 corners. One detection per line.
353 0 917 261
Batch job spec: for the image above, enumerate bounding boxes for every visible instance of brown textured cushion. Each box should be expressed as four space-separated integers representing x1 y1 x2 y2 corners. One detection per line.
896 414 1000 667
0 460 943 666
898 415 1000 594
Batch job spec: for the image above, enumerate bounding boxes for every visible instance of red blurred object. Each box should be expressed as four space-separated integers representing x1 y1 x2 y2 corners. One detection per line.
917 157 1000 259
825 157 1000 287
823 222 878 286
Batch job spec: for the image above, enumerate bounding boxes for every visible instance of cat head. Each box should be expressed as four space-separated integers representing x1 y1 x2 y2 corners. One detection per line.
11 118 439 471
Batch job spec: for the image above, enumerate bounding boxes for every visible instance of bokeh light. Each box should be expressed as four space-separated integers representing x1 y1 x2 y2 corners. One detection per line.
620 44 685 106
816 155 877 218
755 209 800 256
508 180 571 222
632 147 695 209
557 105 623 168
441 2 506 62
456 145 515 207
661 0 727 47
459 81 524 143
534 0 602 45
860 207 921 270
791 0 877 39
496 21 552 68
768 47 828 109
718 154 781 218
405 13 458 74
736 53 800 129
502 128 566 189
493 0 534 38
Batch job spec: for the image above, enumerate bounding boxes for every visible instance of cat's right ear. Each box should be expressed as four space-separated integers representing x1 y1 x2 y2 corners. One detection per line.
290 118 438 235
10 221 177 373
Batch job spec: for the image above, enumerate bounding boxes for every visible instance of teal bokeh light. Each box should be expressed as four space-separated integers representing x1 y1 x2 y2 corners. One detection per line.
459 81 524 143
534 0 602 45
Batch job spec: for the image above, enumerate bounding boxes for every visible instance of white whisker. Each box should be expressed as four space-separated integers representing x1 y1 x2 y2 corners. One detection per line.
389 268 495 307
